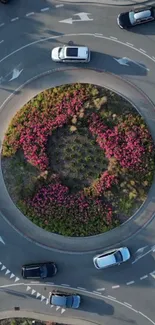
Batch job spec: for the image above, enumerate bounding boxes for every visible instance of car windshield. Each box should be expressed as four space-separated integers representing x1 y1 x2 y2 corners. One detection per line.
66 296 73 308
114 251 123 263
40 265 47 278
129 11 136 24
58 47 64 59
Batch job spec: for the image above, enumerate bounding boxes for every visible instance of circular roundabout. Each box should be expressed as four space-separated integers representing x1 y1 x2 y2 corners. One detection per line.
0 2 155 325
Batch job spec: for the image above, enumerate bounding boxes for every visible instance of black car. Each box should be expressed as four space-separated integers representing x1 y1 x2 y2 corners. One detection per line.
0 0 9 3
117 7 155 29
22 262 57 279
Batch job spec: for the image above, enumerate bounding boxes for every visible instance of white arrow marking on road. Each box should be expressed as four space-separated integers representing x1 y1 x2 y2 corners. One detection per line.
0 236 5 245
14 277 20 282
31 289 36 295
135 246 148 255
132 244 155 264
5 269 10 275
41 295 46 302
36 292 41 298
1 265 6 271
9 68 23 81
59 12 93 24
114 57 129 66
26 286 31 291
114 57 149 71
61 308 66 314
10 273 15 279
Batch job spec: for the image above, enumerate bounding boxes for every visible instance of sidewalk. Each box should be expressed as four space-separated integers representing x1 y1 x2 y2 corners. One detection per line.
58 0 155 7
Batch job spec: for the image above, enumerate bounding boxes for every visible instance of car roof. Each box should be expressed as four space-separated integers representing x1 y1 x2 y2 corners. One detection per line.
51 295 67 306
65 46 89 59
97 254 116 268
134 10 151 20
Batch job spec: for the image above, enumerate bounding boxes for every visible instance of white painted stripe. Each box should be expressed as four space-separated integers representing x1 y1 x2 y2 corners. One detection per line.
11 17 19 22
93 291 102 295
126 281 134 285
126 42 133 46
108 295 116 300
55 4 64 7
110 36 118 40
36 292 41 298
96 288 105 291
124 302 132 307
0 23 4 28
94 33 103 36
40 7 49 12
26 286 31 291
112 285 120 289
41 295 46 301
26 12 34 17
152 56 155 60
150 271 155 279
56 306 60 311
31 289 36 295
61 308 65 314
5 269 10 275
51 305 54 308
46 298 49 304
1 265 6 271
140 48 146 53
14 277 20 282
139 311 155 325
77 286 86 291
140 275 148 280
61 284 70 287
30 281 39 284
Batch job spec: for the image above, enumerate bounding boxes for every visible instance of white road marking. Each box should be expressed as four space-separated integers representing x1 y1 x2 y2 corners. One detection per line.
26 12 35 17
55 4 64 7
0 23 5 27
139 311 155 325
110 36 118 40
126 281 135 285
46 298 49 305
77 286 86 291
132 247 153 264
60 12 93 24
61 308 66 314
140 48 146 53
5 269 10 275
26 286 31 291
112 285 120 289
30 281 39 284
140 275 148 280
10 273 15 279
124 302 132 307
126 42 133 46
152 56 155 60
31 289 36 295
61 284 70 286
56 306 61 311
94 33 103 36
11 17 19 22
108 295 116 300
0 40 4 45
1 265 6 271
36 292 41 298
9 68 23 81
40 7 49 12
150 271 155 279
41 295 46 301
51 305 54 308
93 291 102 295
96 288 105 291
14 277 20 282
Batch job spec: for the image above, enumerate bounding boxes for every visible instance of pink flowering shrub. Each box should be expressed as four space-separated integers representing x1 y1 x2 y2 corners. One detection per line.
92 171 118 196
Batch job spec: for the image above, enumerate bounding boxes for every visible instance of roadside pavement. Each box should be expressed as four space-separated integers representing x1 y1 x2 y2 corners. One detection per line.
58 0 155 7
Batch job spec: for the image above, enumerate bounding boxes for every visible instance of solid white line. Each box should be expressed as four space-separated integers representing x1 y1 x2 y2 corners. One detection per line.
61 284 70 287
55 4 64 7
26 12 35 17
112 285 120 289
140 48 146 53
152 56 155 60
126 42 133 46
11 17 19 22
110 36 118 40
94 33 103 36
30 281 39 284
140 275 148 280
126 281 135 285
124 302 132 307
0 23 5 27
132 248 153 264
139 311 155 325
77 287 86 291
93 291 102 295
0 40 4 44
40 7 49 12
108 295 116 300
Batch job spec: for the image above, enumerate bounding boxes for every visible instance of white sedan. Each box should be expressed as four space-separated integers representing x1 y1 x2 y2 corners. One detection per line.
93 247 130 269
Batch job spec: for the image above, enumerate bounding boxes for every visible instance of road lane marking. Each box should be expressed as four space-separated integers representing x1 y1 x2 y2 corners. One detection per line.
55 4 64 7
0 24 4 28
126 281 135 285
112 285 120 289
124 302 132 307
40 7 50 12
96 288 105 291
140 48 146 53
61 284 70 286
26 286 31 291
93 291 102 295
26 12 35 17
126 42 133 46
150 271 155 279
108 295 116 300
94 33 103 36
110 36 118 40
139 311 155 325
77 286 86 291
11 17 19 22
140 275 148 280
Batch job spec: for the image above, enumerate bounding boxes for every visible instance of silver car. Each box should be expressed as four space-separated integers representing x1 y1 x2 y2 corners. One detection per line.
93 247 130 269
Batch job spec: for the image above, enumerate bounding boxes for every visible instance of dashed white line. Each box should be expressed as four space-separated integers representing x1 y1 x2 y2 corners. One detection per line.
110 36 118 40
77 287 86 291
124 302 132 307
55 4 64 7
108 295 116 300
61 284 70 287
40 7 50 12
0 40 4 44
0 23 5 28
112 285 120 289
93 291 102 295
126 281 135 285
140 48 146 53
140 275 148 280
26 12 35 17
126 42 133 46
11 17 19 22
96 288 105 291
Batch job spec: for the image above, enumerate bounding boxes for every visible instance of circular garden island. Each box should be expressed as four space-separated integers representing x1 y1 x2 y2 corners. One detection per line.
2 83 155 236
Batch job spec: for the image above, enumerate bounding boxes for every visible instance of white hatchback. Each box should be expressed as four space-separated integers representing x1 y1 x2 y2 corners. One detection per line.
51 45 90 63
93 247 130 269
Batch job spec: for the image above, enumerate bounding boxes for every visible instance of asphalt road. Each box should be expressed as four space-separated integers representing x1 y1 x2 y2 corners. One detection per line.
0 1 155 324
